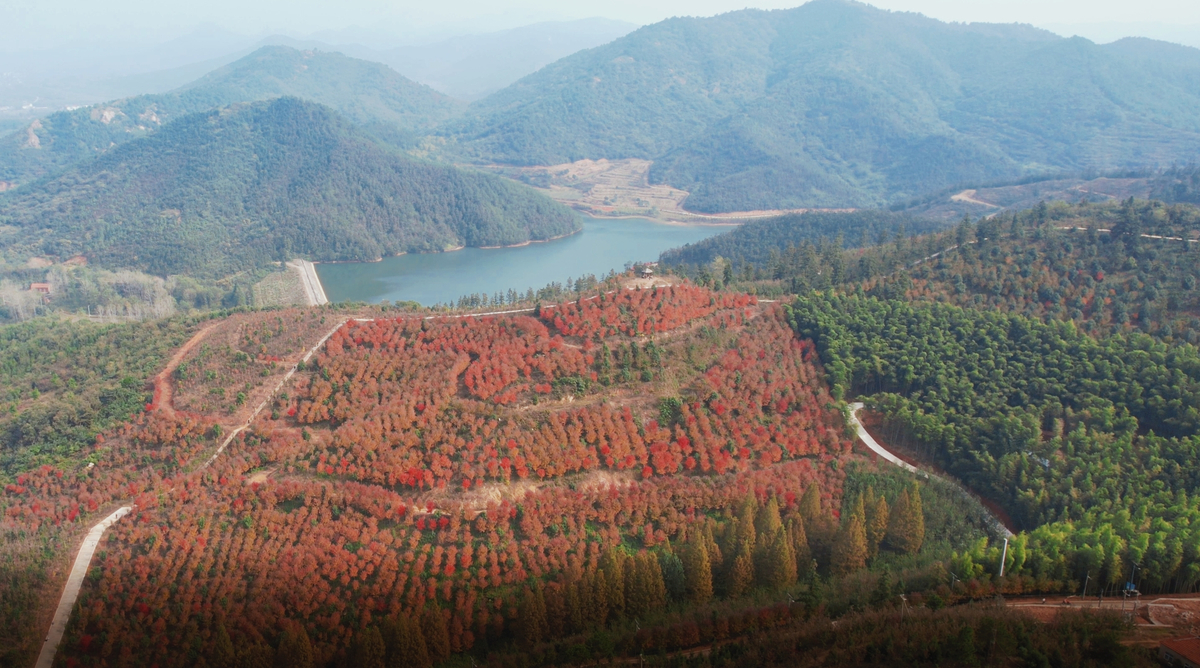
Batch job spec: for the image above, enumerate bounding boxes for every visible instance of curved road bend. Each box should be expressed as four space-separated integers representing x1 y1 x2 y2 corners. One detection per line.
849 402 923 476
848 402 1014 538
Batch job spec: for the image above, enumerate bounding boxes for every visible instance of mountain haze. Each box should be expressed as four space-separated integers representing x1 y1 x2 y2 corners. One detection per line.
0 98 578 278
0 46 463 187
379 19 638 100
447 0 1200 212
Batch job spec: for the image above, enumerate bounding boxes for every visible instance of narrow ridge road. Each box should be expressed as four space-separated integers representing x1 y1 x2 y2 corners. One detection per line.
849 402 1014 538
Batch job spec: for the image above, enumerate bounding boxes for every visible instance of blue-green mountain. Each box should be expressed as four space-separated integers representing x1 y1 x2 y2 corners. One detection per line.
448 0 1200 212
0 46 463 187
0 98 578 278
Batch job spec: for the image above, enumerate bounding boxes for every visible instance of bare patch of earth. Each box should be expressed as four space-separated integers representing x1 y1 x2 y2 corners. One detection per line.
479 158 827 222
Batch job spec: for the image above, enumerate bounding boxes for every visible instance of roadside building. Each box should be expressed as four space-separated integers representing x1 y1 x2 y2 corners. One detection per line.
1161 636 1200 668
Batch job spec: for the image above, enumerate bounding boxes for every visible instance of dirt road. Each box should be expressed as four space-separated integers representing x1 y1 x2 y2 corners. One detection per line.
152 322 221 417
34 507 132 668
38 316 350 667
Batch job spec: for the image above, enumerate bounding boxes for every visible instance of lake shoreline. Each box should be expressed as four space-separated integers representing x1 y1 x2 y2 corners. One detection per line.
577 211 741 227
478 227 583 249
315 217 726 306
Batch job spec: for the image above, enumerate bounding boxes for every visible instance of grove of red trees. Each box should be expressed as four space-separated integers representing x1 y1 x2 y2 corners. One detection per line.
2 285 864 667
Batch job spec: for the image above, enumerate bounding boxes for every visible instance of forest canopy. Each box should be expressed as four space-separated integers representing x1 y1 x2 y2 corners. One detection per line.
446 0 1200 211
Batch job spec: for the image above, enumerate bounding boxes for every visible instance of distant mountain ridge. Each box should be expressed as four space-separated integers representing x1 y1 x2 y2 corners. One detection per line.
0 46 463 187
0 98 579 278
377 19 637 100
446 0 1200 212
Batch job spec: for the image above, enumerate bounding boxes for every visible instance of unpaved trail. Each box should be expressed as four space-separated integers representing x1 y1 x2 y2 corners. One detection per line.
951 189 1000 208
35 507 132 668
39 316 351 667
198 317 349 470
153 322 221 417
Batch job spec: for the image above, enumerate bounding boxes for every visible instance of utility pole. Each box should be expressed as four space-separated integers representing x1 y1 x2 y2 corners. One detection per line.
1081 572 1090 600
998 538 1009 578
1121 563 1140 619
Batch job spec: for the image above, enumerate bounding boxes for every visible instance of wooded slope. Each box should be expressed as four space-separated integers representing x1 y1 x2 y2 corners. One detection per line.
0 98 579 277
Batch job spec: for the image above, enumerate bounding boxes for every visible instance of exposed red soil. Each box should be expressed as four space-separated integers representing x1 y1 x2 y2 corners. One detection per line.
151 322 221 417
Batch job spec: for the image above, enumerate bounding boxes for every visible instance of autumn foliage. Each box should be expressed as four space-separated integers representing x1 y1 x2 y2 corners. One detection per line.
3 285 865 667
546 284 756 338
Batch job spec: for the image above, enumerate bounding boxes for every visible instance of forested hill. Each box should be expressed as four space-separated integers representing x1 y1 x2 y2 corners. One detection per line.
668 199 1200 343
659 211 950 269
0 46 464 187
446 0 1200 213
0 98 579 278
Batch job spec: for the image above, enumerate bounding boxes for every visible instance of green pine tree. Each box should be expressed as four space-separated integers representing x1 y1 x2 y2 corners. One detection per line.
589 570 610 626
755 496 783 537
643 551 668 611
886 487 925 555
799 484 822 528
763 529 798 590
659 548 687 601
236 645 275 668
682 537 713 604
601 549 627 617
421 608 451 664
210 623 236 668
831 512 868 577
866 495 890 559
518 586 548 649
352 627 386 668
788 518 813 574
383 616 430 668
727 542 755 598
275 624 313 668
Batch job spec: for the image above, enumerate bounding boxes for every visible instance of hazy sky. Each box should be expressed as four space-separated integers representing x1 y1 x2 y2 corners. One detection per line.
3 0 1199 51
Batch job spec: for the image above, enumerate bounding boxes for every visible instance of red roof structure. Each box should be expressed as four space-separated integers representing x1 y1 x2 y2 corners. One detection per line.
1161 636 1200 668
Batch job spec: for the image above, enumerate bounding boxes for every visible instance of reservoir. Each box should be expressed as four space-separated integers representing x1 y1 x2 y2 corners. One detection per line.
315 217 729 306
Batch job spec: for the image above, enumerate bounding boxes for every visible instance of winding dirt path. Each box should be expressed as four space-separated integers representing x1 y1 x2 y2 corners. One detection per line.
38 316 350 667
951 189 1001 208
153 322 221 418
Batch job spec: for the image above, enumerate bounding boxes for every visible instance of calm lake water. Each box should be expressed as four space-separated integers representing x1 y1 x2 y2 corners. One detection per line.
315 218 729 305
